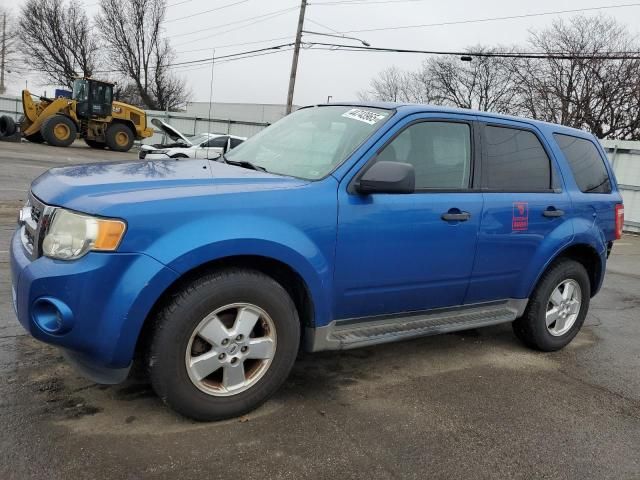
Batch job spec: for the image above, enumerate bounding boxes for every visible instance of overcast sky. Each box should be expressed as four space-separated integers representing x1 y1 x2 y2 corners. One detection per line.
5 0 640 106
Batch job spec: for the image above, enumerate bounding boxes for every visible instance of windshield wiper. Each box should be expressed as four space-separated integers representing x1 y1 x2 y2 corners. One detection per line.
219 153 268 172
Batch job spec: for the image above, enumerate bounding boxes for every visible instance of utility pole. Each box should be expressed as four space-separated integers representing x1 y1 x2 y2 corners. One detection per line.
0 12 6 95
286 0 307 114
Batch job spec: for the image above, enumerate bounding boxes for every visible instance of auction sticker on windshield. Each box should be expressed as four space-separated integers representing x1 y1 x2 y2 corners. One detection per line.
342 108 388 125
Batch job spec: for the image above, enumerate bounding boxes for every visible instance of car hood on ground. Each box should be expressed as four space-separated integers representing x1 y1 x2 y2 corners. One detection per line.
31 159 308 215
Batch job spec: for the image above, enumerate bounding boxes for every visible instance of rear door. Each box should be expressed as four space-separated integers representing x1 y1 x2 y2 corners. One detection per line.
465 120 572 303
333 113 484 320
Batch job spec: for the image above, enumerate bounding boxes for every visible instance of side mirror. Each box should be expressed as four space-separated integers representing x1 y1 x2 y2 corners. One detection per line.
356 161 415 194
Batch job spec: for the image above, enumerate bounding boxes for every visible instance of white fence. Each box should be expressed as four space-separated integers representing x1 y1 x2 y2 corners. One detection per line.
0 95 270 144
601 140 640 233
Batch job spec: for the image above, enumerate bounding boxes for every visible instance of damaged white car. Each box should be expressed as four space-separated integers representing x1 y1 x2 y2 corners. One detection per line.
140 119 246 160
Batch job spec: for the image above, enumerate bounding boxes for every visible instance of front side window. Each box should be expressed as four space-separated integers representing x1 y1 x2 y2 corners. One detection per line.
205 136 228 148
224 106 392 179
72 79 88 102
483 126 551 191
376 121 471 190
554 134 611 193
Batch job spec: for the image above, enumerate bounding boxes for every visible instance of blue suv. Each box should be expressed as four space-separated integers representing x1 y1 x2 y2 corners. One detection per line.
10 104 624 420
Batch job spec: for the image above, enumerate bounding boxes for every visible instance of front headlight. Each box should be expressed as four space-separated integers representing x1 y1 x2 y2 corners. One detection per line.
150 149 169 154
42 209 126 260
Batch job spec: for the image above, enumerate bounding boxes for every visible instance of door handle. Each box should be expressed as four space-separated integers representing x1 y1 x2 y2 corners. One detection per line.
543 208 565 218
441 211 471 222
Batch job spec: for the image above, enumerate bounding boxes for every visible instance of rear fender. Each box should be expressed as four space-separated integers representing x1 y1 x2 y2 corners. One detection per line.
516 216 607 298
513 218 574 298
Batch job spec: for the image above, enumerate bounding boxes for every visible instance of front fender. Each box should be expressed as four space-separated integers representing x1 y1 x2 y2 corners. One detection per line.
143 213 334 328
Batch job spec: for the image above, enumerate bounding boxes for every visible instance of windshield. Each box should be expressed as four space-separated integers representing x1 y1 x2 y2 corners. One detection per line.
72 79 88 102
224 105 392 179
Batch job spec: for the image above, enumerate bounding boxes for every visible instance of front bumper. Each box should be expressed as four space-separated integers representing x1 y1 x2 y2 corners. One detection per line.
10 228 178 382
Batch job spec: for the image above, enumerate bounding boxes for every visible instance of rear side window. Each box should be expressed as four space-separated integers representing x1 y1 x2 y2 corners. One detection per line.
483 126 551 191
553 134 612 194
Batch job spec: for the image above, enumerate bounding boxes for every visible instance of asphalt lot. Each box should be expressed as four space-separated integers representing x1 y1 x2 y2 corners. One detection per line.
0 140 639 479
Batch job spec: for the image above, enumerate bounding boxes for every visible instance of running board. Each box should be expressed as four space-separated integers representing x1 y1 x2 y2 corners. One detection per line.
305 299 528 352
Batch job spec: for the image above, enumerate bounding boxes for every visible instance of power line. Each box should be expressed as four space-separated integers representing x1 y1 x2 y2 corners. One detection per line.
84 43 296 73
305 17 342 34
170 47 294 72
167 0 194 7
168 6 298 39
305 41 640 59
175 36 294 55
311 0 426 5
172 7 296 47
165 0 248 23
339 3 640 34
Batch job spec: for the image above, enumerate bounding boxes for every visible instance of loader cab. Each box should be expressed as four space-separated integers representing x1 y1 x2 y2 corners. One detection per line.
73 78 113 119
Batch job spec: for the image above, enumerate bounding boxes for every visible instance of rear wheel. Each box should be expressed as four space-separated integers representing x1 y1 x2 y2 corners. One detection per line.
41 115 77 147
148 269 300 421
513 259 590 351
84 138 106 149
105 123 134 152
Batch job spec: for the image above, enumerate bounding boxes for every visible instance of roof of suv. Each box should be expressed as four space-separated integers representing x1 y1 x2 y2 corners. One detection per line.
322 102 593 139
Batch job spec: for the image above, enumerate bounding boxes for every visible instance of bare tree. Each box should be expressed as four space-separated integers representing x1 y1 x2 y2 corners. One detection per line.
512 15 640 139
425 47 517 113
97 0 189 110
361 15 640 139
360 47 515 111
18 0 100 88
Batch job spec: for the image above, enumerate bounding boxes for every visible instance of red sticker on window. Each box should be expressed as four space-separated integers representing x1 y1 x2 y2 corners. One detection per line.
512 202 529 231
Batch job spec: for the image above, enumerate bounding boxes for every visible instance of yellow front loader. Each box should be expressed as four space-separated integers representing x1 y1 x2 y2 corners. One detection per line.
19 77 153 152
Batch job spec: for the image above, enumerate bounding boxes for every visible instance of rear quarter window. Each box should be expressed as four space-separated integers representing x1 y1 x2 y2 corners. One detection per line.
482 125 552 191
553 134 612 194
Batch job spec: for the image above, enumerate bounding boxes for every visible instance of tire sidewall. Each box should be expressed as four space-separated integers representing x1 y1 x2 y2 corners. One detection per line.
531 260 591 350
150 271 300 421
42 115 77 147
106 124 134 151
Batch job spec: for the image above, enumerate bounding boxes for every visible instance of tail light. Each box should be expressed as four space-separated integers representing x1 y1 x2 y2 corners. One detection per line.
615 204 624 240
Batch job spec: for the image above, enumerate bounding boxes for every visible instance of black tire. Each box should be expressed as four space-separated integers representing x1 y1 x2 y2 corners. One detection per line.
170 153 188 159
513 259 590 352
0 115 16 137
105 123 134 152
148 268 300 421
84 138 106 149
25 132 45 143
41 115 77 147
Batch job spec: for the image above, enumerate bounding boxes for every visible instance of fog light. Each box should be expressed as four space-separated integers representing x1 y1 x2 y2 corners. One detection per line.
32 297 74 335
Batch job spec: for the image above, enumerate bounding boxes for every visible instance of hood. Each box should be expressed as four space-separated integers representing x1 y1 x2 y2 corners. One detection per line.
151 118 192 145
30 159 308 215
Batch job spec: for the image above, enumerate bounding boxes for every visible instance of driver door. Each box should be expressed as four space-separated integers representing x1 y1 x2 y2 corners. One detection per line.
333 113 483 320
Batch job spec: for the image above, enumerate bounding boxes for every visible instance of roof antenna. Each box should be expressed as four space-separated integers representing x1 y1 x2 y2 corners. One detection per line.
207 49 215 134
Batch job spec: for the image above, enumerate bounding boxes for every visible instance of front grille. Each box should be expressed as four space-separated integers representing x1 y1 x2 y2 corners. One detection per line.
20 193 53 260
31 203 42 223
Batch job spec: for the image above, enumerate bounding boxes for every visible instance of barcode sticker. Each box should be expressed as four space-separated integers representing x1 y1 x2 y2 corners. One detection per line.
341 108 388 125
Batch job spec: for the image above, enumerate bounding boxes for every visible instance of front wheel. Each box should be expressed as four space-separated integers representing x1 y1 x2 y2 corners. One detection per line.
148 269 300 421
513 259 590 351
105 123 134 152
